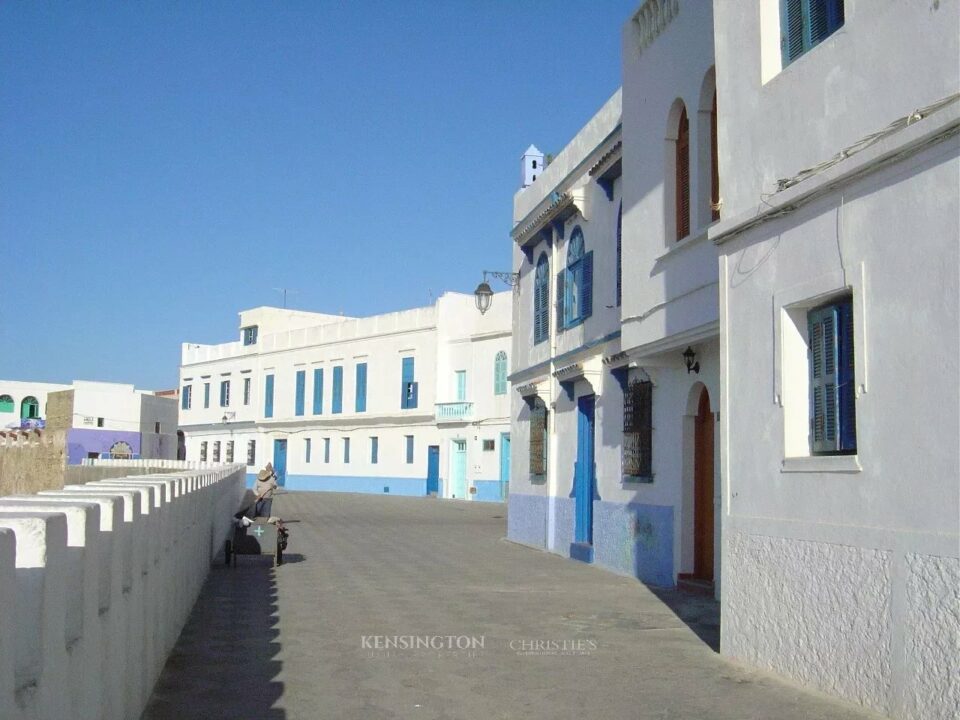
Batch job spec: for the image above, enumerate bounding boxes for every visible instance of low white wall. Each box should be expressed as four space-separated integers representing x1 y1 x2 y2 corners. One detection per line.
0 461 246 720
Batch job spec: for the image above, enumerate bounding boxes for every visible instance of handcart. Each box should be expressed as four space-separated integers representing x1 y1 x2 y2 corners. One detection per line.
224 494 290 567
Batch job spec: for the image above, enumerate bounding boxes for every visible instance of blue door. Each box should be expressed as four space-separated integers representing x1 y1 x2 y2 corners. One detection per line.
499 433 511 501
574 395 596 547
451 440 467 499
426 445 440 495
273 439 287 487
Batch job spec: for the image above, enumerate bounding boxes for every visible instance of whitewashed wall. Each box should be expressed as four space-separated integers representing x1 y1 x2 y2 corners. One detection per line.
0 462 245 720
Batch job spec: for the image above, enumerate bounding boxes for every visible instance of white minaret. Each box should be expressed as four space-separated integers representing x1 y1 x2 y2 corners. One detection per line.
521 144 545 188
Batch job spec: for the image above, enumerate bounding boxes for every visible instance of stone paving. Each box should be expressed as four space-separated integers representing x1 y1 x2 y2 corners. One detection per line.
141 492 884 720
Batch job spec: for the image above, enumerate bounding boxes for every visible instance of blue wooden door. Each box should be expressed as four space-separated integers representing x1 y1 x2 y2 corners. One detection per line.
499 433 511 501
451 440 467 499
574 395 595 544
273 439 287 487
426 445 440 495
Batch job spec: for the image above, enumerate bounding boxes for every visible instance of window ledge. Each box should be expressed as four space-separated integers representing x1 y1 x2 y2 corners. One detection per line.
781 455 862 474
655 224 713 262
623 475 654 485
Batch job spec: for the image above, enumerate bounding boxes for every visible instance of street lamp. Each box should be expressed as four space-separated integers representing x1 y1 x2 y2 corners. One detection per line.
473 271 519 314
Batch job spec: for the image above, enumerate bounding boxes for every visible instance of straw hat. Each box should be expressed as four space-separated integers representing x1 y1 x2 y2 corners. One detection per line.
257 467 273 482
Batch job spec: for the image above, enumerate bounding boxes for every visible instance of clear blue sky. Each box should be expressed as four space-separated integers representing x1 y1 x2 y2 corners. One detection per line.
1 1 635 390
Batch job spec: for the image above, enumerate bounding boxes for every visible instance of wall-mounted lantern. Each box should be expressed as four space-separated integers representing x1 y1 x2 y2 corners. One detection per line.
473 270 519 315
683 346 700 375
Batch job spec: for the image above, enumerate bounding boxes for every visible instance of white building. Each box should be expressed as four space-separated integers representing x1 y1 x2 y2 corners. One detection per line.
507 0 720 594
0 379 178 463
178 292 512 500
711 2 959 717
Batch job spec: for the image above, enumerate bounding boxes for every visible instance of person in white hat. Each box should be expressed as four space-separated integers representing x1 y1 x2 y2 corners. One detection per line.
254 463 278 518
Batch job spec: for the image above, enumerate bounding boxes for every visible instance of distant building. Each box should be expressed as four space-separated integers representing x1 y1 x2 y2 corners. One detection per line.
178 292 512 499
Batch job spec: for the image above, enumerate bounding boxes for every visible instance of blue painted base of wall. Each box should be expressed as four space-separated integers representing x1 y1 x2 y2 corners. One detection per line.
508 494 675 587
569 542 594 563
245 473 426 496
473 480 506 502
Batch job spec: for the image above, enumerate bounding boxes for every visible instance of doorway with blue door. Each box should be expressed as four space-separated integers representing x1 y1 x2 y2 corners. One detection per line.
499 433 511 501
273 439 287 487
571 394 596 563
426 445 440 496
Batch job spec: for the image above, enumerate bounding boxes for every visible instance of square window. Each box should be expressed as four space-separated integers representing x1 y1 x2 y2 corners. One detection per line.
242 326 258 345
482 439 495 451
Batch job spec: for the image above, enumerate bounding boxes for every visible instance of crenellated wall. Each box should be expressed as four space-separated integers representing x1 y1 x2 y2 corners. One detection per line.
0 460 246 720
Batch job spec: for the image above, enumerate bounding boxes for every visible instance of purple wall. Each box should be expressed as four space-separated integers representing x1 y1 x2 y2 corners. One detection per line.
66 428 142 465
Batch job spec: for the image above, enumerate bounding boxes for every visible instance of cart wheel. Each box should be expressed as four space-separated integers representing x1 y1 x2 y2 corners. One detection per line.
224 539 232 566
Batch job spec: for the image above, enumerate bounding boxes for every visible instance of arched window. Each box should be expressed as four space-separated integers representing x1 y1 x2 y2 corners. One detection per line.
0 394 13 413
560 226 593 328
533 253 550 344
616 202 623 307
676 105 690 240
529 397 548 477
494 351 508 395
710 91 719 222
20 396 39 420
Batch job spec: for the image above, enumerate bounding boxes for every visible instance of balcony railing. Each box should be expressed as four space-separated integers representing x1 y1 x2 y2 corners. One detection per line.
435 402 473 423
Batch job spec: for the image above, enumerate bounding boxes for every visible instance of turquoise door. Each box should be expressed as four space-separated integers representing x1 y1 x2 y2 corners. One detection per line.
499 433 511 501
574 395 596 546
455 370 467 401
273 439 287 487
451 440 467 499
426 445 440 495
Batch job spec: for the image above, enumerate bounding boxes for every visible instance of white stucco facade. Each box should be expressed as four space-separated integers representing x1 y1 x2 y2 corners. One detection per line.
711 1 959 717
179 292 512 501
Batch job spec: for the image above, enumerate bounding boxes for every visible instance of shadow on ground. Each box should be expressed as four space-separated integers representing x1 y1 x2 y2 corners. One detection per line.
649 586 721 652
140 554 285 720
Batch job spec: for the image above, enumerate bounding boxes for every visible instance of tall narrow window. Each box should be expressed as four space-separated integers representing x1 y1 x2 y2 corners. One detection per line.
243 377 251 406
203 382 211 409
181 385 192 410
808 296 856 454
220 380 230 408
295 370 306 416
305 438 312 463
226 441 234 463
264 374 274 418
616 202 623 306
371 436 379 464
246 440 256 466
529 397 548 477
242 326 259 345
533 253 550 345
560 226 593 328
212 441 221 462
313 368 324 414
332 366 343 414
782 0 845 66
401 357 418 409
455 370 467 402
343 437 351 463
355 362 368 412
623 379 653 479
676 106 690 240
405 435 414 464
494 351 508 395
323 437 331 463
710 92 720 222
200 441 208 462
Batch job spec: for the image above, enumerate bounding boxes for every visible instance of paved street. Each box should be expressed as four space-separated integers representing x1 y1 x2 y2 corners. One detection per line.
142 493 882 720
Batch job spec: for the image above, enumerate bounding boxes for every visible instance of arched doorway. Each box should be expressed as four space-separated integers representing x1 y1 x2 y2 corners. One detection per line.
20 396 39 420
693 387 715 581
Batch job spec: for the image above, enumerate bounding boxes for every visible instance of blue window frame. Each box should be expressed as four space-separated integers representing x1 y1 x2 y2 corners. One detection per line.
332 366 343 414
808 296 856 454
400 357 418 409
781 0 844 67
494 351 507 395
533 253 550 344
313 368 323 414
355 362 368 412
343 437 350 463
295 370 306 416
264 374 274 418
616 201 622 307
242 326 258 345
181 385 192 410
558 226 593 330
305 437 312 463
371 436 379 464
323 437 330 463
220 380 230 407
405 435 414 464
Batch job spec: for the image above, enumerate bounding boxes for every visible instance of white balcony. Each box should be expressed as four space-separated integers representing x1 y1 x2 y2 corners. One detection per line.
435 402 473 423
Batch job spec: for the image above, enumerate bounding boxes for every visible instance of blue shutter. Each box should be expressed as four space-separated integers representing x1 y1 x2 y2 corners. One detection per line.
264 375 274 418
616 203 622 307
332 366 343 414
494 352 507 395
533 279 543 343
581 251 594 320
313 368 324 414
456 371 466 402
401 357 414 409
837 299 857 452
181 386 189 410
556 271 566 331
782 0 805 65
295 370 306 416
809 305 839 453
355 363 367 412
